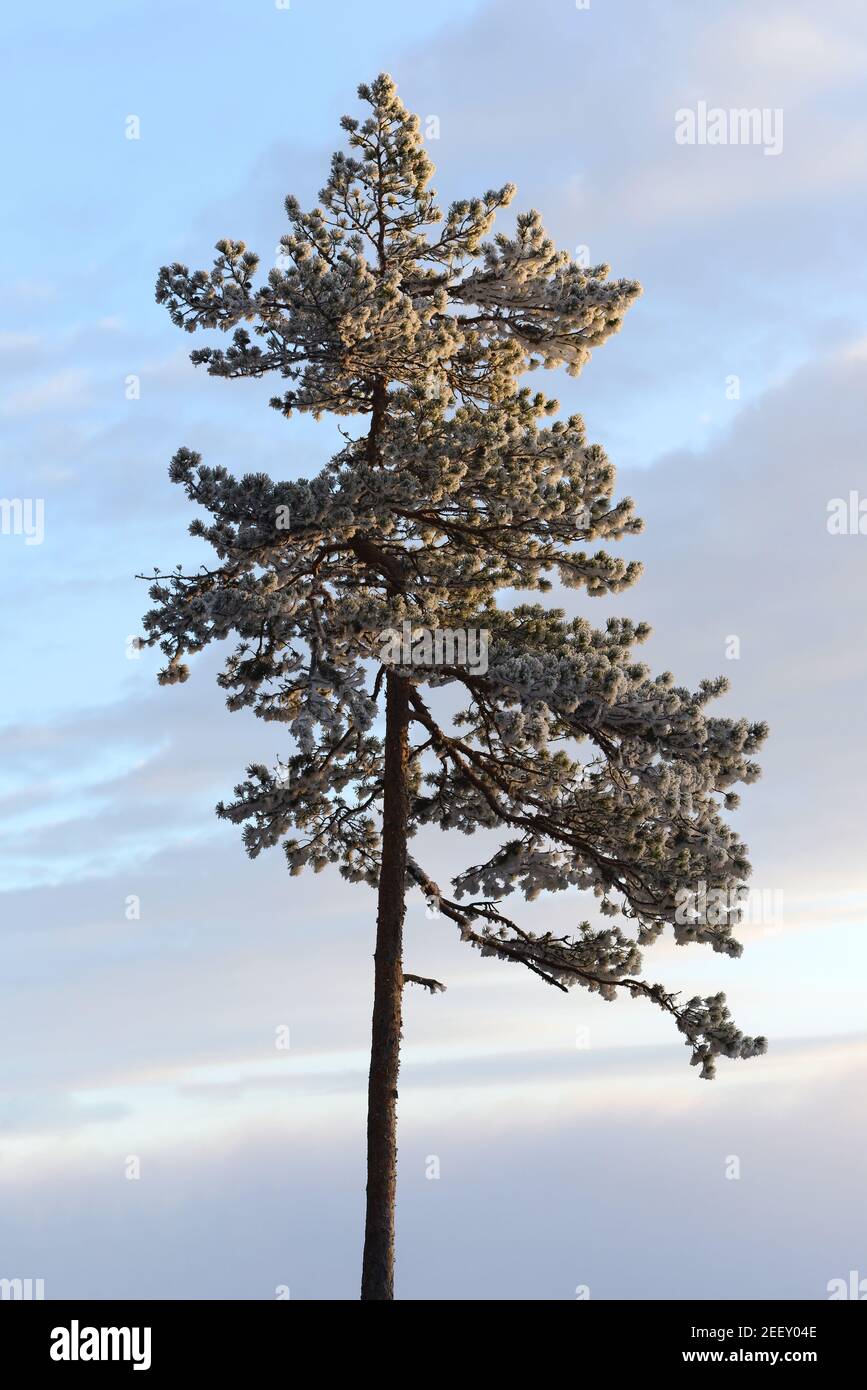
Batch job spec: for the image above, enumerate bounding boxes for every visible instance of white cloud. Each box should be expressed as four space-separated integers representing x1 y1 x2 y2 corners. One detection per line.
1 367 91 418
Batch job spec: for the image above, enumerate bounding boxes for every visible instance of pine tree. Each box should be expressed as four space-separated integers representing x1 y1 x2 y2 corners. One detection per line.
142 74 768 1301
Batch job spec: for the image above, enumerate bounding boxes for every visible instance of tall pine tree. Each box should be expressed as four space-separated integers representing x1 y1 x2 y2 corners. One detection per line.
142 74 768 1300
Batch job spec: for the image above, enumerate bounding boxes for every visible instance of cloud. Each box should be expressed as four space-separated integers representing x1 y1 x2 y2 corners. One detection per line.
0 1033 864 1299
1 367 92 418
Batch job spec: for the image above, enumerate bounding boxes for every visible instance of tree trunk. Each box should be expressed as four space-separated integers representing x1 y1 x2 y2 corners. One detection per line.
361 670 410 1300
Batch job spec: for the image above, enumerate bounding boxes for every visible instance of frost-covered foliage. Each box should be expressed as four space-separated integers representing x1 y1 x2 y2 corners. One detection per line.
143 74 768 1078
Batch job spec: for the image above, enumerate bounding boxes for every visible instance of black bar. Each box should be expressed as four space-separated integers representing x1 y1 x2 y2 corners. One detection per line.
2 1298 863 1374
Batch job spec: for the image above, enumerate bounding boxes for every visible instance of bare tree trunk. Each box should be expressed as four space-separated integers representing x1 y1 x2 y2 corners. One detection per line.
361 670 410 1300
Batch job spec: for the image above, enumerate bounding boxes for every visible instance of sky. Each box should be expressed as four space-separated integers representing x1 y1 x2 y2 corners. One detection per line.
1 0 866 1300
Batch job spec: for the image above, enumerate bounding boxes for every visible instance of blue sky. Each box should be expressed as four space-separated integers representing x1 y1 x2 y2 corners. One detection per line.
1 0 866 1299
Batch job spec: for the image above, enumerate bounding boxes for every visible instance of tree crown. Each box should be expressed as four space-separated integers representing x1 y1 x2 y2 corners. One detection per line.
143 74 768 1078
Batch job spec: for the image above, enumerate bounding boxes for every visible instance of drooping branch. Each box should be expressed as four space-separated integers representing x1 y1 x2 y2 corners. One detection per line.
405 858 766 1079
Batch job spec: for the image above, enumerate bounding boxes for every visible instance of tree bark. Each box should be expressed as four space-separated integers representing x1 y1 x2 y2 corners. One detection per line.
361 669 410 1300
